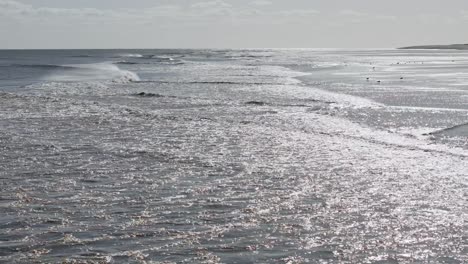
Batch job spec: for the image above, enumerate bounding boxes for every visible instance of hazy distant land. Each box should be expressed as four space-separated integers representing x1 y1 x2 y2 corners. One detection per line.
400 44 468 50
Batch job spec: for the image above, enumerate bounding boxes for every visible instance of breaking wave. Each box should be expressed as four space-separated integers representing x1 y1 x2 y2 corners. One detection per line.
41 62 140 83
153 56 175 61
115 53 144 58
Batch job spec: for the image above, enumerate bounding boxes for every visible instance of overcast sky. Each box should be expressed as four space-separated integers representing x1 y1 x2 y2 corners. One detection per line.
1 0 468 49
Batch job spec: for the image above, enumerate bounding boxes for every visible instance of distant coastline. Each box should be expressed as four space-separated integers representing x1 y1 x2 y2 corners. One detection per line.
399 44 468 50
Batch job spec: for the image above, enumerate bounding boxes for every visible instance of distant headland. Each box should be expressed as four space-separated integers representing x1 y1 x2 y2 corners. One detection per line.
399 44 468 50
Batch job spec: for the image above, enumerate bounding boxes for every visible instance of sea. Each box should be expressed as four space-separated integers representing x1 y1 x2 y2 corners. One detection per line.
0 49 467 263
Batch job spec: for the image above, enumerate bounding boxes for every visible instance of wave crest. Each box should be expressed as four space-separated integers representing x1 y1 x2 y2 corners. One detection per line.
42 62 140 83
116 53 144 58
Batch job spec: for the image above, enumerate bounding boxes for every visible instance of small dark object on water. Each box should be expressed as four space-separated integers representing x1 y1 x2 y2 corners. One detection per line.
377 80 381 83
366 78 370 81
245 101 267 106
400 77 404 80
135 92 164 97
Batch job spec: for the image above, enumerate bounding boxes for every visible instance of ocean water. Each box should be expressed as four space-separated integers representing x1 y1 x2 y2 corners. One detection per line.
0 49 467 263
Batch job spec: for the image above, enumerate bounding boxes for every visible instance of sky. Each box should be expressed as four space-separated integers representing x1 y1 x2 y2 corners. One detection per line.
1 0 468 49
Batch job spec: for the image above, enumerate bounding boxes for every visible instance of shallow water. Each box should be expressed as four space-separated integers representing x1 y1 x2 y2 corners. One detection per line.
0 49 467 263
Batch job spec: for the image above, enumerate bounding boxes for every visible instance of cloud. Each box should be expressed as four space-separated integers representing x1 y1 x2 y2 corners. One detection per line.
0 0 235 23
0 0 33 15
338 9 396 23
250 0 272 6
0 0 323 27
0 0 28 11
339 10 366 17
277 9 319 17
0 0 395 31
191 0 232 9
190 0 233 16
0 0 121 21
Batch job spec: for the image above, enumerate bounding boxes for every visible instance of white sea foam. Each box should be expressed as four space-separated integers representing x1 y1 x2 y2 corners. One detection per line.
117 53 144 58
154 56 174 61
